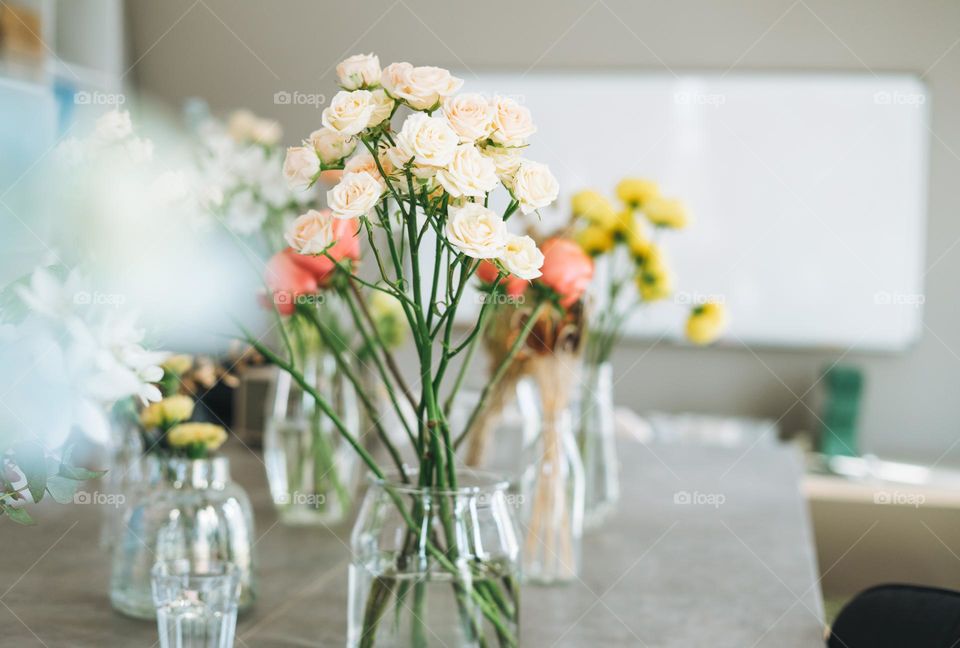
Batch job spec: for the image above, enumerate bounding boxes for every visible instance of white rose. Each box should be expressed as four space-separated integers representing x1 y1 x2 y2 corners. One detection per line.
336 53 381 90
95 110 132 142
394 112 459 168
368 88 394 127
283 146 321 189
445 203 508 259
499 234 544 280
285 209 335 254
442 93 494 142
309 127 356 165
327 171 382 219
436 144 498 198
321 90 375 136
344 152 389 188
490 96 536 146
481 145 522 181
381 62 463 110
511 160 559 214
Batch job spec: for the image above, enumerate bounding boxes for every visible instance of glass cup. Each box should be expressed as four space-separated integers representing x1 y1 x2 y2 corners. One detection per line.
151 560 240 648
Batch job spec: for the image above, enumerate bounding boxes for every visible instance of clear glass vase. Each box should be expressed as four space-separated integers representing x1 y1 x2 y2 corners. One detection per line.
577 360 619 529
264 352 361 526
517 364 585 585
110 456 257 619
348 472 522 647
99 412 147 551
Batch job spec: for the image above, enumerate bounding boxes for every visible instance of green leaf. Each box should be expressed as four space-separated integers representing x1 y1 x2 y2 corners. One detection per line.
45 475 78 504
4 506 34 525
55 445 104 481
12 442 46 503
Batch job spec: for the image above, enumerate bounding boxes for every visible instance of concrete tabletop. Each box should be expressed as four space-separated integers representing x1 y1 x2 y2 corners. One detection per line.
0 439 824 647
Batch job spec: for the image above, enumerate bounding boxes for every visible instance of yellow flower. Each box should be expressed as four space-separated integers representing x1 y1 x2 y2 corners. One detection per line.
643 197 688 229
616 178 659 209
167 423 228 452
685 301 728 345
636 252 672 302
161 354 193 375
571 190 618 231
576 225 615 256
140 395 195 429
368 291 407 349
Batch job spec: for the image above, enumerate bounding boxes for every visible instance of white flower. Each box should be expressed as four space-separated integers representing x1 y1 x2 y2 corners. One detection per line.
442 93 494 143
480 145 522 181
445 203 508 259
499 234 543 280
344 152 389 189
224 190 269 235
124 137 154 164
321 90 375 136
285 209 335 254
309 127 357 165
336 53 381 90
490 96 536 146
94 110 133 142
228 109 282 145
283 146 321 189
381 62 463 110
368 88 395 127
394 112 459 168
327 171 382 219
436 144 498 198
511 160 559 214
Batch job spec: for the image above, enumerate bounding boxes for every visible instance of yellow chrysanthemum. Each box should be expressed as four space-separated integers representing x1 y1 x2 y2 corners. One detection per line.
685 301 728 345
636 256 672 302
140 395 195 429
167 423 228 452
643 197 688 229
571 190 618 231
576 225 615 256
161 354 193 375
616 178 659 209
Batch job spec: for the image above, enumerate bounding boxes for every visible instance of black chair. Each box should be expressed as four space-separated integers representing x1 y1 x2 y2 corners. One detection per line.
828 584 960 647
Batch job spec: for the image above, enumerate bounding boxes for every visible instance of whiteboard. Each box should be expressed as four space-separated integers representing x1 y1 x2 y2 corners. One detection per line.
457 72 929 351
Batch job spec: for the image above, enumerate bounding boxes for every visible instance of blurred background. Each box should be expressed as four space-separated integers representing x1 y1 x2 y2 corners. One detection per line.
2 0 960 618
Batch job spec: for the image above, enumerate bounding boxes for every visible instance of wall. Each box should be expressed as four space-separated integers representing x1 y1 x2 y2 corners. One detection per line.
123 0 960 464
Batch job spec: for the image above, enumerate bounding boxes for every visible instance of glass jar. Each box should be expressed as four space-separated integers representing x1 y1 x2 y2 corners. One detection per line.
99 411 147 551
348 472 522 647
577 360 619 529
264 353 361 526
110 456 257 619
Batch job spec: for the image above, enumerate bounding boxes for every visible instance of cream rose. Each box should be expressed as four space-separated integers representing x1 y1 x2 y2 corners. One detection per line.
368 88 395 127
490 96 536 146
327 171 383 219
285 209 335 254
321 90 375 136
442 93 494 142
511 160 559 214
481 145 523 181
381 62 463 110
445 203 508 259
500 234 544 280
283 146 321 189
344 151 389 189
394 112 459 168
309 127 356 165
336 53 381 90
436 144 498 198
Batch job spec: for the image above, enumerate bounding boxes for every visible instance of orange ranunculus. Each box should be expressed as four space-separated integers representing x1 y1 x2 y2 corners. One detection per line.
264 250 319 316
476 260 528 298
538 238 594 308
287 216 361 285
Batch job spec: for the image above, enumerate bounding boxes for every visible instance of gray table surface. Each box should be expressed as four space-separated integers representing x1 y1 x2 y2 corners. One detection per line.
0 440 825 647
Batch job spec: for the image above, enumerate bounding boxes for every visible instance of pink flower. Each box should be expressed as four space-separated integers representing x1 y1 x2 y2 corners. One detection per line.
538 238 594 308
476 260 528 298
263 250 318 316
287 216 361 286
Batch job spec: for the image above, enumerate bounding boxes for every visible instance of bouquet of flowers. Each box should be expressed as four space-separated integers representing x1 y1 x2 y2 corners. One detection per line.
240 52 561 646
